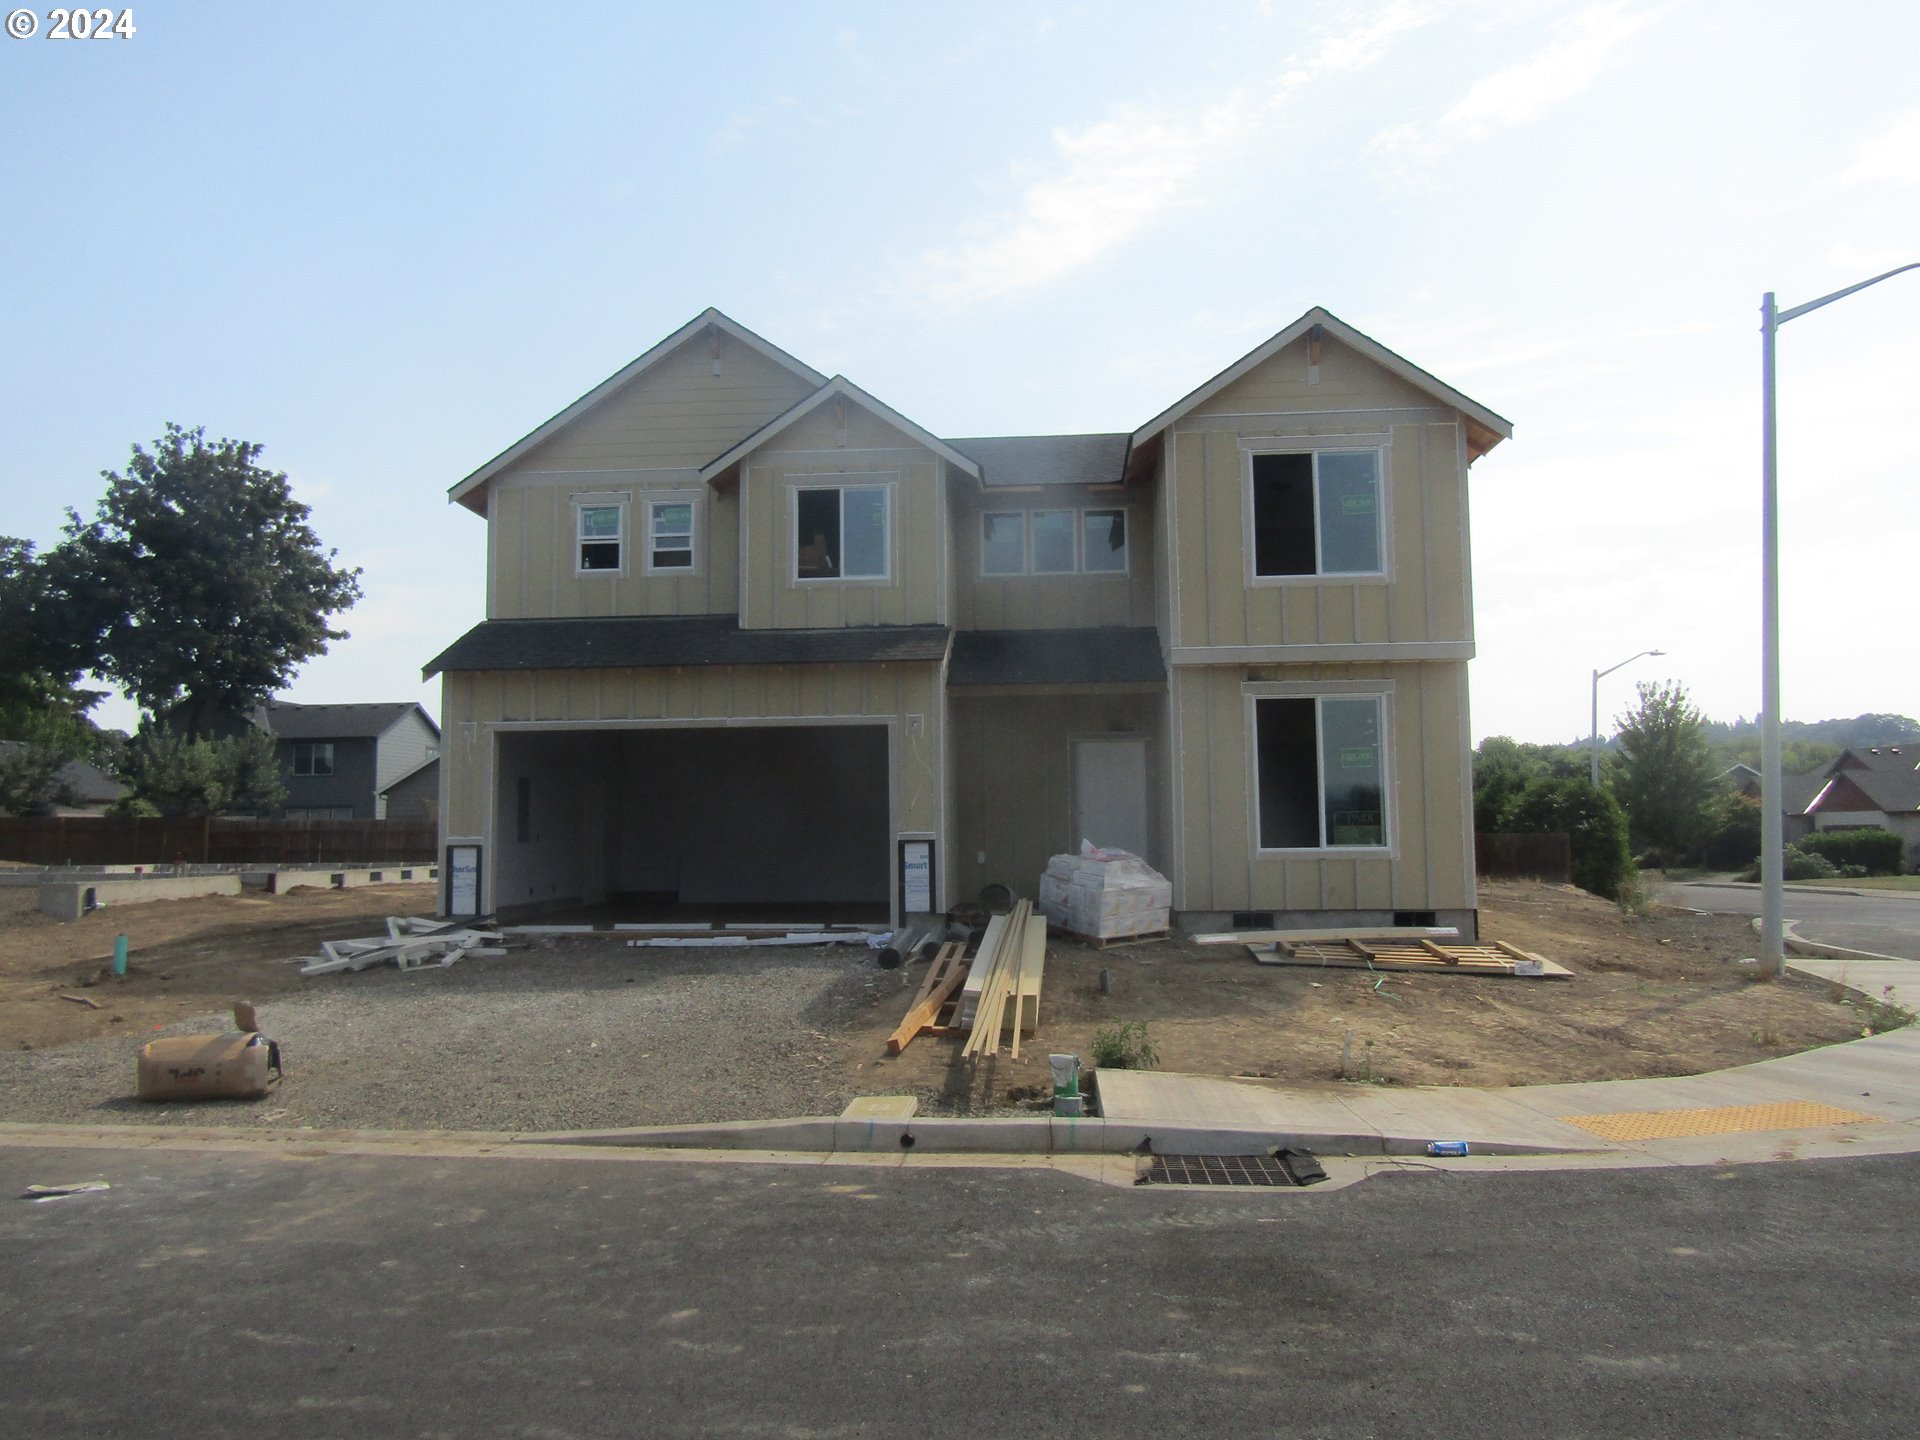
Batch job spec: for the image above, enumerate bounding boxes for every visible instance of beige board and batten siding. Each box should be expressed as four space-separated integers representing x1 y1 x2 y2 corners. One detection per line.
1170 333 1471 652
484 331 814 621
440 659 947 907
738 403 947 630
949 480 1157 631
948 692 1166 903
1169 661 1472 915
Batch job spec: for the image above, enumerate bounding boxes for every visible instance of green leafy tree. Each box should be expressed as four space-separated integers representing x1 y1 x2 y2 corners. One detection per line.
0 536 101 743
1473 736 1586 831
1610 680 1719 865
1701 790 1763 870
47 425 362 739
0 742 67 815
123 728 235 816
1507 777 1634 900
225 725 288 818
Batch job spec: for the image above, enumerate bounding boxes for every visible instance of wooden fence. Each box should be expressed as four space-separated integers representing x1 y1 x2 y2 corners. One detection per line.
0 817 438 868
1475 831 1573 884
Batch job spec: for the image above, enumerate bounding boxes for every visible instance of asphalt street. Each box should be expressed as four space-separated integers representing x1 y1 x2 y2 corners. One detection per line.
1664 880 1920 960
3 1144 1917 1438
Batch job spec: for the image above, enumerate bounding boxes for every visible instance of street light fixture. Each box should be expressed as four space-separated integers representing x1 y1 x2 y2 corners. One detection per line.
1758 263 1919 980
1590 650 1666 788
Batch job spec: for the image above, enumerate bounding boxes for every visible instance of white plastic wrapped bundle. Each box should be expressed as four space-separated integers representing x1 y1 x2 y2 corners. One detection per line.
1037 840 1172 941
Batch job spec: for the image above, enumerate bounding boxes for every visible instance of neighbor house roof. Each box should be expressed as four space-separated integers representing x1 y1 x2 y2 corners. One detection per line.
1834 745 1920 774
379 755 440 796
261 701 437 742
449 308 828 513
1812 767 1920 817
946 434 1131 490
947 628 1165 688
425 615 953 677
1130 306 1514 460
0 741 128 806
698 375 982 483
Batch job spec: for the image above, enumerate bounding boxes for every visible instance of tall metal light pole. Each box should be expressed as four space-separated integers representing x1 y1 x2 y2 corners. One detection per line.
1758 263 1919 980
1591 650 1665 788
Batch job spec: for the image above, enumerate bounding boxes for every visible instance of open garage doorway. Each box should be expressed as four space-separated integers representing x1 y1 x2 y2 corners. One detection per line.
492 723 892 925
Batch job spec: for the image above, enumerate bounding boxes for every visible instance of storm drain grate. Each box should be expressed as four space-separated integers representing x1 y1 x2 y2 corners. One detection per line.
1138 1152 1325 1187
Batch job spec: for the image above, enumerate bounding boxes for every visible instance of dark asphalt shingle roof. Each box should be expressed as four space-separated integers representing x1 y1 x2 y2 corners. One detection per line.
1841 769 1920 816
947 628 1165 688
946 434 1130 489
0 742 128 805
424 615 953 676
262 701 430 741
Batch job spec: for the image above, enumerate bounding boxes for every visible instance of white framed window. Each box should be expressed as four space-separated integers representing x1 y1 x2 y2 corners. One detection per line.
1248 446 1385 579
977 505 1128 576
1081 508 1128 574
573 493 629 575
1250 692 1390 852
981 511 1026 576
1031 510 1077 573
794 482 890 581
292 742 334 777
287 805 354 821
644 491 701 575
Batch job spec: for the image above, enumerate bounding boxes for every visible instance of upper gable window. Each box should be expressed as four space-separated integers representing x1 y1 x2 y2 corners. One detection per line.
795 483 890 581
292 742 334 777
977 506 1128 577
574 496 627 574
644 492 701 575
1081 510 1128 574
1031 510 1077 574
1251 450 1383 578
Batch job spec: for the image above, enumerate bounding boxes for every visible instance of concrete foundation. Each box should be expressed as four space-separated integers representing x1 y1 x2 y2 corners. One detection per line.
38 874 243 921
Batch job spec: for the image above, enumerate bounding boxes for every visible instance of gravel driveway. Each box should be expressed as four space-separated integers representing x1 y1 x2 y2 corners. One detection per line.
0 939 891 1133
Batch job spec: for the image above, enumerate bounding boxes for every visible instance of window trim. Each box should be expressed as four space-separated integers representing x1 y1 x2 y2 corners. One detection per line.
291 741 335 778
1243 681 1395 858
790 476 895 585
1242 436 1391 587
980 510 1028 577
572 491 631 578
642 489 703 577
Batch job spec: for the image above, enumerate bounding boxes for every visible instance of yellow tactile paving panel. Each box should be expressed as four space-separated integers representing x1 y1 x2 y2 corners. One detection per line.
1561 1101 1884 1142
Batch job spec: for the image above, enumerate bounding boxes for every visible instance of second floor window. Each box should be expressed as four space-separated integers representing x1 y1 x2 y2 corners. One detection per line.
646 496 697 573
978 505 1127 576
1251 450 1383 578
292 742 334 777
576 502 624 573
796 484 889 581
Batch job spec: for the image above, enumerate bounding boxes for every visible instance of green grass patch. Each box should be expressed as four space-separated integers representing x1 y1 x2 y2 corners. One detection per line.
1790 875 1920 893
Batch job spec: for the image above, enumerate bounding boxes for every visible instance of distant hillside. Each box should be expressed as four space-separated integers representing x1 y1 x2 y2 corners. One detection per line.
1700 713 1920 747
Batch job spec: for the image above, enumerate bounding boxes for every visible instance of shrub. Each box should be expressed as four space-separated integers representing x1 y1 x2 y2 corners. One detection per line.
1090 1020 1159 1071
1700 791 1763 870
1506 777 1634 900
1744 846 1842 882
1796 828 1903 877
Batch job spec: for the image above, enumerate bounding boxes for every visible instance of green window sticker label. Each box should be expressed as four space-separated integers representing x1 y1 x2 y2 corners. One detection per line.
1340 745 1375 769
1341 493 1375 515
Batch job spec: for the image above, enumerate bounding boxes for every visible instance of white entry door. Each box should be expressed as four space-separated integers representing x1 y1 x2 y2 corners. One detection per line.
1072 738 1150 859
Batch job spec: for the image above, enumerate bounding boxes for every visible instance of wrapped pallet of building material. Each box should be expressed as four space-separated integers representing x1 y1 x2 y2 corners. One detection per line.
1037 841 1172 941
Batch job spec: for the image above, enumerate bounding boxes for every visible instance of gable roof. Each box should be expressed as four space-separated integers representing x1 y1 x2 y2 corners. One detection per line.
698 375 982 483
1130 307 1514 459
947 434 1131 490
261 701 437 742
1833 745 1920 774
449 308 828 513
1819 767 1920 817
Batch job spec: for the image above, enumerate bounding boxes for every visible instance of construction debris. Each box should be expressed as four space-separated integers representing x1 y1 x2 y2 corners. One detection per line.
1038 843 1171 942
1192 925 1461 946
623 928 872 949
20 1181 111 1202
296 917 508 976
885 941 970 1054
1247 935 1571 979
961 899 1048 1059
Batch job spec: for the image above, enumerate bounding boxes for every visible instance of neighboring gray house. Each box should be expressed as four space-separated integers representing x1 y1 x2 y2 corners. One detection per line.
260 702 440 821
378 756 440 824
0 740 129 816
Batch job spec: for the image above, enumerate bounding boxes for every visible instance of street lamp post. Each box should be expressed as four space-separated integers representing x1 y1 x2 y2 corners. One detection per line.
1590 650 1665 789
1758 263 1919 980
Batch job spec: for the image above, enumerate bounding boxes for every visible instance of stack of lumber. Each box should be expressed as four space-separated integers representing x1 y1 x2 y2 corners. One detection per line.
960 900 1049 1059
884 941 970 1055
296 917 509 977
1234 931 1570 979
623 928 870 949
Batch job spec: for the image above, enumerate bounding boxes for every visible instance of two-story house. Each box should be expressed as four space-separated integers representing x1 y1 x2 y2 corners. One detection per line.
425 307 1509 933
264 701 441 821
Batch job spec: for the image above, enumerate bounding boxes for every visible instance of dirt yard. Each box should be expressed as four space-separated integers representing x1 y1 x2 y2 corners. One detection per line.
0 877 1884 1130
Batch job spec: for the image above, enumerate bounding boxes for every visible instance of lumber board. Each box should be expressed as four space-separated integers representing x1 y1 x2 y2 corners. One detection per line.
887 953 972 1055
1192 925 1460 946
1248 943 1572 978
960 913 1011 1027
964 899 1029 1059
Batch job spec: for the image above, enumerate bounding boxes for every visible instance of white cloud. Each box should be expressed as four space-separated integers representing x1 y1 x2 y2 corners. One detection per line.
907 2 1437 308
1373 1 1653 159
1839 110 1920 187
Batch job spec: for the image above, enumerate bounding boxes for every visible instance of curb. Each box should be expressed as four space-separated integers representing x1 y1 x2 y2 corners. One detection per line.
510 1113 1602 1160
1781 921 1913 967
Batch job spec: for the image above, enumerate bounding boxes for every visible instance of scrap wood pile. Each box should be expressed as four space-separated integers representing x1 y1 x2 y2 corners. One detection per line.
885 899 1048 1058
296 917 510 977
1194 925 1571 979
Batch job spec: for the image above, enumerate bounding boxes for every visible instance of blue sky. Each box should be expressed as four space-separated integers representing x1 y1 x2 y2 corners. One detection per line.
3 1 1915 745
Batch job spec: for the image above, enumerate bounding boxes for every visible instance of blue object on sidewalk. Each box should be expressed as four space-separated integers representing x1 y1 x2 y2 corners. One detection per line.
1427 1140 1470 1157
